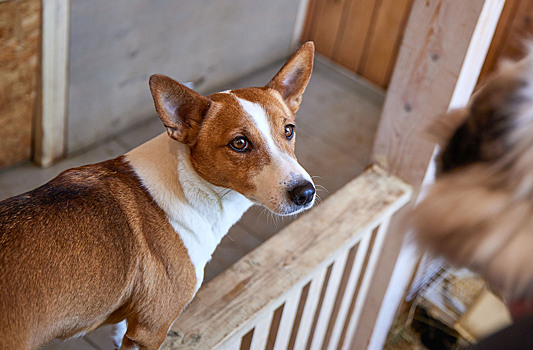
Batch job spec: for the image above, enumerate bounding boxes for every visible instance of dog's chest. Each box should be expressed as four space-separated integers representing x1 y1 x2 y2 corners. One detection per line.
126 135 252 291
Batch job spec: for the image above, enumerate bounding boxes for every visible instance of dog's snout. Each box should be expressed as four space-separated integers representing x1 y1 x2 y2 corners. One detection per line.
288 181 315 206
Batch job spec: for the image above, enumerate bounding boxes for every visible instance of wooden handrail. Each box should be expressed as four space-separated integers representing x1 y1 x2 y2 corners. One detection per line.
161 165 411 349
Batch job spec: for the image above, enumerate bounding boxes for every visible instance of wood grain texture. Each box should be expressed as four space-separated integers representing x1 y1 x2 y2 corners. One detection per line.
160 166 411 349
305 0 348 58
0 0 41 169
357 0 413 88
303 0 414 88
333 0 379 73
372 0 503 185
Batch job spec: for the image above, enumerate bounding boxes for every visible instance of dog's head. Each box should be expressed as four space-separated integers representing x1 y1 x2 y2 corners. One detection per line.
414 53 533 300
148 42 315 216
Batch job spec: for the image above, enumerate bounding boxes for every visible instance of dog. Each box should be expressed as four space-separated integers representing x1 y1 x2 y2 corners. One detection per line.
413 52 533 315
0 42 316 350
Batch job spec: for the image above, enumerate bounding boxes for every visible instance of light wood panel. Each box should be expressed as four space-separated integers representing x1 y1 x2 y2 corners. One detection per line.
302 0 414 88
34 0 70 167
0 0 40 169
356 0 413 87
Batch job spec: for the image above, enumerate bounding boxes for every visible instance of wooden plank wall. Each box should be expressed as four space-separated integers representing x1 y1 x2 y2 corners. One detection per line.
0 0 41 169
302 0 533 89
302 0 414 89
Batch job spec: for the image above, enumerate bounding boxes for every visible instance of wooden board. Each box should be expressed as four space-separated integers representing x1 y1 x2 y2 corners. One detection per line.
161 166 411 349
0 0 41 169
356 0 413 88
333 0 379 73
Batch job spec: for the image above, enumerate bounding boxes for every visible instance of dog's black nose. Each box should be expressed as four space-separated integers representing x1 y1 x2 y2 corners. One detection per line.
288 181 315 206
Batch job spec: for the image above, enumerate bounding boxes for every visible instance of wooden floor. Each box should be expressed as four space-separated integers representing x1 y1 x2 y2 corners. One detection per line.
0 59 383 349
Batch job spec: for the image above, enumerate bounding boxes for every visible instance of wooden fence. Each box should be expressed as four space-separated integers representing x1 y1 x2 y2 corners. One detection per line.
160 165 411 350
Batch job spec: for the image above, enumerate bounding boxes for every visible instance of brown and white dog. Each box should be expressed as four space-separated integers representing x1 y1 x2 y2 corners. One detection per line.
0 42 316 350
413 52 533 315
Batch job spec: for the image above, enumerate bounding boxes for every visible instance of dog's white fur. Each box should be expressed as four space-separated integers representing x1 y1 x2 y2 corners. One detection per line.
126 133 253 291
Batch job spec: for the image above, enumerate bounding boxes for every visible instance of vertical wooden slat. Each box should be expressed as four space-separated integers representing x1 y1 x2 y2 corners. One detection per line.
249 312 275 350
287 283 311 350
326 232 372 350
308 249 350 350
340 219 390 350
320 244 359 350
292 267 328 350
332 0 380 73
272 290 303 350
478 0 522 83
35 0 69 167
357 0 413 88
306 0 348 57
265 306 284 350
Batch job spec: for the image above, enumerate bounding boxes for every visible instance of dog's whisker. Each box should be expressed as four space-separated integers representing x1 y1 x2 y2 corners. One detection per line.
315 185 328 193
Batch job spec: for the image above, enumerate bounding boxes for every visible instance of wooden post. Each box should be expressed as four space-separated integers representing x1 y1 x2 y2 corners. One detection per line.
34 0 69 167
353 0 505 349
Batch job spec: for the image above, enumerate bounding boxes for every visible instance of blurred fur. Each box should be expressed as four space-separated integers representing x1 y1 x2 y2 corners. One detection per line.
414 51 533 300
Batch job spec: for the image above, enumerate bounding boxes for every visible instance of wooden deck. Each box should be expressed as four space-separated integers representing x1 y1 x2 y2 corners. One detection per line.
0 58 383 349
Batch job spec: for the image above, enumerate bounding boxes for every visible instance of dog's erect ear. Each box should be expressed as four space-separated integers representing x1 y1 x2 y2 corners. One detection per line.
149 74 211 145
267 42 314 114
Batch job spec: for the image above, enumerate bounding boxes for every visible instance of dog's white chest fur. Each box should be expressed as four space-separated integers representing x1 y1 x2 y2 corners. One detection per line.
125 134 252 290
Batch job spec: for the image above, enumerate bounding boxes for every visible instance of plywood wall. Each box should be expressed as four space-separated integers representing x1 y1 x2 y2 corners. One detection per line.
303 0 533 89
0 0 41 169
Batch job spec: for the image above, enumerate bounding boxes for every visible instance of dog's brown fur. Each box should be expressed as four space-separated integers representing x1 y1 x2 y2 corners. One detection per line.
0 157 196 349
414 53 533 301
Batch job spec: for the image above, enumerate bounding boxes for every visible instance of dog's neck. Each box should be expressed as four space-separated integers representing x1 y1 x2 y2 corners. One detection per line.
125 133 253 289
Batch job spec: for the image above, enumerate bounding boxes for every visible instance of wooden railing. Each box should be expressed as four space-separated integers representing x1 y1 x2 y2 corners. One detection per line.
161 165 411 350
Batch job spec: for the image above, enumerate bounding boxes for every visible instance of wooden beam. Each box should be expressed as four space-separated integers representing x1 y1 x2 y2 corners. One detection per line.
355 1 505 349
34 0 69 167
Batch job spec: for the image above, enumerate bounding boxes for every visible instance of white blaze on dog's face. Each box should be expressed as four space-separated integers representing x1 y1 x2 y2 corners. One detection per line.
148 42 316 215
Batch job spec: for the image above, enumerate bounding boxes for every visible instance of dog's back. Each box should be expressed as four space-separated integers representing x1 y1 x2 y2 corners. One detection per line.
0 157 195 349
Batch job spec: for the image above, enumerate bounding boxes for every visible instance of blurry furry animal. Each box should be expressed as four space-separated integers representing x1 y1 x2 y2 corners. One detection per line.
413 53 533 306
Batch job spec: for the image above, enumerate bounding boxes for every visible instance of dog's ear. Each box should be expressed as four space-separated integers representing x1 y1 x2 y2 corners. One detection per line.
267 41 314 114
149 74 211 145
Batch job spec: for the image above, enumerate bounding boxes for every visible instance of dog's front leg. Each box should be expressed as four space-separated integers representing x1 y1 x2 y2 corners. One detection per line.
119 318 174 350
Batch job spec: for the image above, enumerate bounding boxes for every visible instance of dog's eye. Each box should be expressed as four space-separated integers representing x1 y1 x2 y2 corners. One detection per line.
285 125 295 140
229 136 250 152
